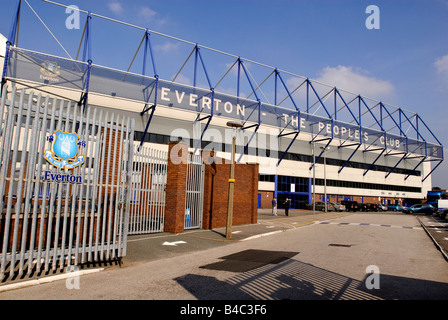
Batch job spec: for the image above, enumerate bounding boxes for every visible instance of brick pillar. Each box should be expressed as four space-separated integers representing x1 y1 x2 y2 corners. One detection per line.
101 126 122 193
164 141 188 234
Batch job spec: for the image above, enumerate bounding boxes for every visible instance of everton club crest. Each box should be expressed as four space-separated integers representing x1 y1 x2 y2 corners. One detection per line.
44 130 85 170
40 61 60 77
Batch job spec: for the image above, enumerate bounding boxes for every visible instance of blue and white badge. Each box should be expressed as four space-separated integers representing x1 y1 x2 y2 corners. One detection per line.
44 130 85 170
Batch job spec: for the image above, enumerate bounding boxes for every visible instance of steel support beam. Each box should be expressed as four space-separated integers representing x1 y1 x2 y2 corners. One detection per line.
77 12 93 112
363 149 385 176
309 138 332 171
275 70 301 167
338 144 361 174
385 153 407 179
1 0 21 97
423 160 443 183
192 45 217 155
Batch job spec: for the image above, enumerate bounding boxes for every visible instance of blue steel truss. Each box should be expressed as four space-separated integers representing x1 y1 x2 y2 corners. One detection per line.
1 0 443 182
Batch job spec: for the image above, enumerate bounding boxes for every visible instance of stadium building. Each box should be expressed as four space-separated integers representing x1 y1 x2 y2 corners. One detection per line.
0 2 443 213
0 1 444 278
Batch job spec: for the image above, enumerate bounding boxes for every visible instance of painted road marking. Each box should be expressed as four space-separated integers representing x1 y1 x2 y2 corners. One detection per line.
162 241 187 246
317 221 422 230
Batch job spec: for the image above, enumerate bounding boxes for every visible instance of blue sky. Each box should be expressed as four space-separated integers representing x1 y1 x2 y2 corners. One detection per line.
1 0 448 188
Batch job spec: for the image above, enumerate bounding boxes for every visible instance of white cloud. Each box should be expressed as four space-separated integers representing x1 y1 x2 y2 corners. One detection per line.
136 6 167 26
155 42 180 53
315 65 395 99
108 1 124 15
139 7 157 21
435 54 448 81
172 74 192 86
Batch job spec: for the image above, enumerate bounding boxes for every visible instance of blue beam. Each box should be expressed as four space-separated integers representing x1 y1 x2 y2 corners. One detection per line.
277 131 300 167
142 30 158 78
399 108 424 141
193 114 212 155
195 45 213 90
194 88 215 155
191 45 216 155
334 88 359 125
233 59 263 161
2 0 22 96
137 29 161 151
276 70 299 112
338 144 361 174
138 105 156 152
78 12 93 111
359 96 384 131
423 160 444 183
363 149 385 176
308 79 331 118
417 115 442 147
381 103 407 137
275 70 301 167
238 124 260 163
404 156 426 181
309 139 332 171
385 154 407 179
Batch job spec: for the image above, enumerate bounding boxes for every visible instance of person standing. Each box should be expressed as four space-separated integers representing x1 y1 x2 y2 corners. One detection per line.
272 197 278 216
283 198 290 216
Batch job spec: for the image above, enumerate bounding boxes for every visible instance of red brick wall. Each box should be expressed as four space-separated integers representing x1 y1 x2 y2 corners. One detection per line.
163 144 259 233
202 160 258 230
259 191 274 209
164 141 188 234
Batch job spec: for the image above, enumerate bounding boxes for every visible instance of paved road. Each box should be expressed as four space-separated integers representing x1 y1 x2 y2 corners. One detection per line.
1 210 448 303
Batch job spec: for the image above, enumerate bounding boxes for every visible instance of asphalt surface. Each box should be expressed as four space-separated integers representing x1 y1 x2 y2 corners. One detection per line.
2 208 448 297
123 209 354 266
417 212 448 261
122 208 448 268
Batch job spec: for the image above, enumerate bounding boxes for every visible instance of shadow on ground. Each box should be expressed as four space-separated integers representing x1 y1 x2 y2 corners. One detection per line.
174 250 448 300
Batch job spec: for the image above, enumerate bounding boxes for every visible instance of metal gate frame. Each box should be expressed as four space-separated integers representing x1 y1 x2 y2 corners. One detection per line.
0 85 134 280
184 154 205 230
128 147 167 235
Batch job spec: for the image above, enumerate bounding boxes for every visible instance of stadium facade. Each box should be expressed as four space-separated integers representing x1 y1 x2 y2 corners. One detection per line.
0 2 443 213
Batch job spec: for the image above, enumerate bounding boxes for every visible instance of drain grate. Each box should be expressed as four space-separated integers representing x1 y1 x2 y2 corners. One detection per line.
328 243 352 248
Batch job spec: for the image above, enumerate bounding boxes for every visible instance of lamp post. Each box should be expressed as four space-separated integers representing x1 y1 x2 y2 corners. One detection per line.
320 146 330 213
312 142 315 215
226 121 243 240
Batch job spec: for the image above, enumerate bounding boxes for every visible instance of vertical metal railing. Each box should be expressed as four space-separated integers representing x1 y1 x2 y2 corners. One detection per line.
184 153 205 230
0 85 134 281
128 147 167 235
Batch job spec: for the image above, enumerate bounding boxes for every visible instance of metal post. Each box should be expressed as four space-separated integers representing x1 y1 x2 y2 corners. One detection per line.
226 121 243 239
320 146 329 213
324 149 327 213
312 141 316 215
1 0 21 97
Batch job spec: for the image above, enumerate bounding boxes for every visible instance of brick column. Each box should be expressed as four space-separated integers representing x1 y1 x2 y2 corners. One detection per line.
164 141 188 234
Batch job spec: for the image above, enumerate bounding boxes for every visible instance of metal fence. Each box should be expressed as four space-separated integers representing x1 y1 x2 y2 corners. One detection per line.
128 147 167 235
184 153 205 230
0 86 134 280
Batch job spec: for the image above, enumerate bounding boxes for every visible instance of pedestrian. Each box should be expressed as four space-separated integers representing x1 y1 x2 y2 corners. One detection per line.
272 197 277 216
283 198 290 216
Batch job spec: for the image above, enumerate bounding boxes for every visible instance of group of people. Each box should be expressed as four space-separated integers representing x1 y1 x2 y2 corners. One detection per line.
271 197 290 216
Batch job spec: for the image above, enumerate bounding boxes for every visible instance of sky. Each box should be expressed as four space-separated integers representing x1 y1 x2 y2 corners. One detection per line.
1 0 448 188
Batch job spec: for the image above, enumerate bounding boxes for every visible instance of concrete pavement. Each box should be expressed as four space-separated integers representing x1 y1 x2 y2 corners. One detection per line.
123 209 354 266
0 209 352 292
1 208 448 297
